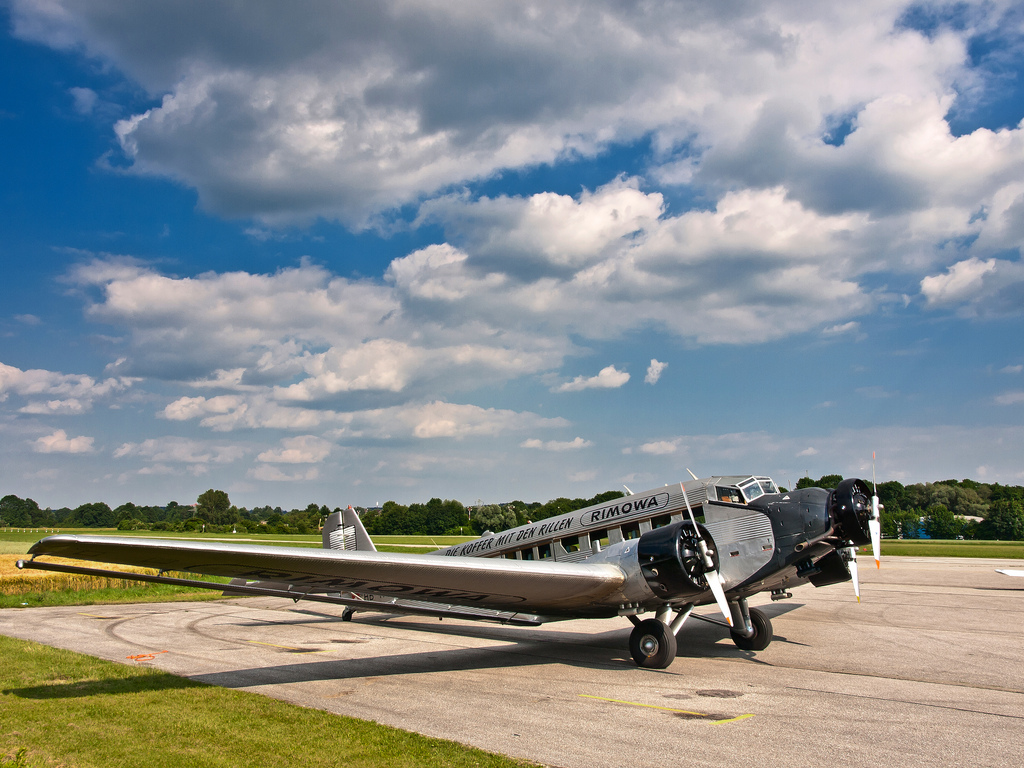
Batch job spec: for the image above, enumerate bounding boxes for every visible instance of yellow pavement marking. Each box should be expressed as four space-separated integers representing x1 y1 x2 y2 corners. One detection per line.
579 694 754 724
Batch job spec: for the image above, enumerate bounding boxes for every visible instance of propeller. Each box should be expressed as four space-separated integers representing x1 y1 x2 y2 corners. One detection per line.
870 453 881 569
845 546 861 602
680 482 732 626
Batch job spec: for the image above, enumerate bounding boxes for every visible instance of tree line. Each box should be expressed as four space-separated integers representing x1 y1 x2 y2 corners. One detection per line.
2 477 1023 540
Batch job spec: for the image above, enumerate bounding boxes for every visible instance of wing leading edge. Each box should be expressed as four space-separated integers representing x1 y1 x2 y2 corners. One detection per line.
27 535 628 618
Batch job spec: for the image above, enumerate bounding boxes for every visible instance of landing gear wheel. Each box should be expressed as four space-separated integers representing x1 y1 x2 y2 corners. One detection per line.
341 608 355 622
629 618 678 668
730 607 772 651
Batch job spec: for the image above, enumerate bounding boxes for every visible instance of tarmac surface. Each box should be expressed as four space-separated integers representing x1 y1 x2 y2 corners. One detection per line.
2 556 1023 768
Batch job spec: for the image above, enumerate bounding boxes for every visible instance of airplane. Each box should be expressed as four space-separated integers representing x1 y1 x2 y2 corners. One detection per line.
17 474 881 669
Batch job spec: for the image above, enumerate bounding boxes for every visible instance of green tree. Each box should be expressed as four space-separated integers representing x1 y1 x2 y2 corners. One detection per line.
71 502 115 527
796 474 843 490
0 495 41 527
923 504 959 540
978 499 1024 540
196 489 233 525
472 504 517 534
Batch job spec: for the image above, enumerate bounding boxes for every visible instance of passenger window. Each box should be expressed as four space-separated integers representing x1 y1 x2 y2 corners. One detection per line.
651 515 671 529
562 536 581 553
538 543 552 560
622 523 641 540
716 486 742 504
521 548 535 560
590 529 610 551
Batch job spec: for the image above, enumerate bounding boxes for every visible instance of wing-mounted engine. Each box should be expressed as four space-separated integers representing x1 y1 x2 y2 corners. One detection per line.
635 521 719 600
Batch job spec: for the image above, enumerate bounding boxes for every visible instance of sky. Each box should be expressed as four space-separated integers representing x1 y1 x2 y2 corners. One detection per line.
2 0 1024 511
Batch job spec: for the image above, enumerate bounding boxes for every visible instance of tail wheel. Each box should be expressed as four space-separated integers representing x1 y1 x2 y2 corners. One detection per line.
730 607 772 651
629 618 677 668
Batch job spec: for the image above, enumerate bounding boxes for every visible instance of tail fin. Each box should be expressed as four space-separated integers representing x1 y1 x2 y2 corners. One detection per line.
322 506 376 552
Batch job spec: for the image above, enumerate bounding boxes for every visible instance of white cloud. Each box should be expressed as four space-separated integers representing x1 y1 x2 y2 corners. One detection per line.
32 429 95 454
68 86 97 114
520 437 592 451
797 447 819 457
554 365 630 393
0 361 134 413
1001 365 1023 374
920 257 1024 316
995 391 1024 405
638 439 681 456
257 435 333 464
14 0 1019 231
18 398 88 415
113 436 247 464
644 359 667 385
921 257 999 305
248 465 320 482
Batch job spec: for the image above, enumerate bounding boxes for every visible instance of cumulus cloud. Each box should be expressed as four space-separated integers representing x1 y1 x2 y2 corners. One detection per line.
0 361 134 413
554 365 630 393
164 390 567 441
520 437 592 451
257 435 333 464
920 256 1024 316
113 436 247 464
32 429 95 454
248 465 320 482
12 0 1022 231
638 439 681 455
644 360 667 385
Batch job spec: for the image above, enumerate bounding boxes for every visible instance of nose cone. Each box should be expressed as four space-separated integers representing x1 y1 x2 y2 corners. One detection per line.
829 478 873 545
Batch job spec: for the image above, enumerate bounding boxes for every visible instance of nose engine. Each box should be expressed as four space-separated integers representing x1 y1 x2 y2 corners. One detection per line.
636 521 720 599
829 478 874 545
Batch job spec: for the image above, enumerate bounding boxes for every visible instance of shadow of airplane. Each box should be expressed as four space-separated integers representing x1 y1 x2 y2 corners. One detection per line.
184 602 810 688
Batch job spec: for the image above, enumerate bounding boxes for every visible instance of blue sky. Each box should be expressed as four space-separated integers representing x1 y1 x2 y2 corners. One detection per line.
2 1 1023 510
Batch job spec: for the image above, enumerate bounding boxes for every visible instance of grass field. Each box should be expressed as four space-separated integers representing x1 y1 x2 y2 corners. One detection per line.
878 538 1024 559
0 635 534 768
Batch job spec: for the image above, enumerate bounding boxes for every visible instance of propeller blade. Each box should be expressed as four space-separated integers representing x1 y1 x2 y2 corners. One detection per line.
848 549 861 603
704 567 732 625
680 482 732 626
870 495 881 568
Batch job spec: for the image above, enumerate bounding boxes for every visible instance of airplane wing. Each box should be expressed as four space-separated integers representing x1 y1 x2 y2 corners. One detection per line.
25 535 628 618
996 569 1024 578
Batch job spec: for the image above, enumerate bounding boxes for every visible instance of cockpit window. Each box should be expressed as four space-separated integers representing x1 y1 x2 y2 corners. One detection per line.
740 480 764 502
758 479 778 495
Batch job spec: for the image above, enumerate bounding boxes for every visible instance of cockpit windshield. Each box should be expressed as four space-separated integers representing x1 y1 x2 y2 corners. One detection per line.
739 480 763 502
713 476 779 504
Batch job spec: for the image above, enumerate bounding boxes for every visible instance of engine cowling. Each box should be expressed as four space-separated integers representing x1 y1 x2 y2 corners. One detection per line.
828 478 873 545
636 521 719 600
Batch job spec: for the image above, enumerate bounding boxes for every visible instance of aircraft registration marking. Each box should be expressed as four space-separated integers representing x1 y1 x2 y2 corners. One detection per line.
579 694 754 724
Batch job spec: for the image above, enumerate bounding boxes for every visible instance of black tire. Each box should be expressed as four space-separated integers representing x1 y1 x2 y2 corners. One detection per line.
341 608 354 622
629 618 678 668
730 607 772 651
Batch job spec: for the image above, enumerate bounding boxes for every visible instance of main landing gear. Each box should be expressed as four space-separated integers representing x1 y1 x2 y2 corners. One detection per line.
627 597 774 668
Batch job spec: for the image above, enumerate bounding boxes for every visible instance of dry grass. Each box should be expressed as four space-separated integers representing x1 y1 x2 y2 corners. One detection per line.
0 554 157 596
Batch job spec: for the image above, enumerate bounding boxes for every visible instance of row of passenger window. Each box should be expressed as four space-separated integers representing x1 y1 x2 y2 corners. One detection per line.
498 513 681 561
